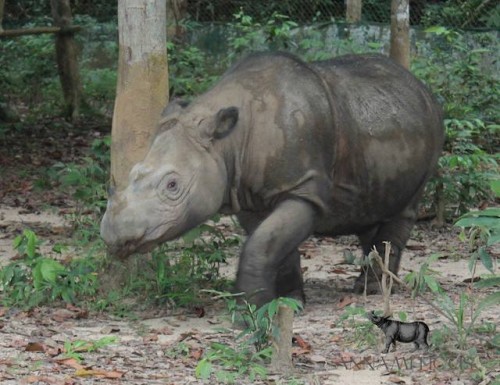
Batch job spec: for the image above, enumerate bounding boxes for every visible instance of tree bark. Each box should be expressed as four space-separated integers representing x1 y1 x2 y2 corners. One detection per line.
0 0 5 32
346 0 362 23
112 0 169 191
271 305 294 372
50 0 81 121
390 0 410 69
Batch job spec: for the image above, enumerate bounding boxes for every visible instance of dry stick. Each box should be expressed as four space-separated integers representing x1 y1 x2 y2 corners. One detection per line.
378 241 394 317
368 247 456 325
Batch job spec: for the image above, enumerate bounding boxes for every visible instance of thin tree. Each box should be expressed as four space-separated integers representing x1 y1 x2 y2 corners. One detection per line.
346 0 362 23
390 0 410 69
111 0 169 191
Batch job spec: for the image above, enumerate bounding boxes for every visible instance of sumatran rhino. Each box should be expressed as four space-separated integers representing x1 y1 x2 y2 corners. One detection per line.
100 52 444 306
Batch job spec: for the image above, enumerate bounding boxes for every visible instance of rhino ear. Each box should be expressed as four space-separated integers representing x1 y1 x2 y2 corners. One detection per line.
213 107 238 139
161 99 189 117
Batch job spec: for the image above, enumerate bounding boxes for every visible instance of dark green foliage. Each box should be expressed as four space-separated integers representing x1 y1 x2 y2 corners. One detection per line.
0 230 98 308
414 27 499 219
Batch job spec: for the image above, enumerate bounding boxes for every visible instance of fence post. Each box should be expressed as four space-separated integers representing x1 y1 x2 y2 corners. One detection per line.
50 0 81 121
390 0 410 69
346 0 362 23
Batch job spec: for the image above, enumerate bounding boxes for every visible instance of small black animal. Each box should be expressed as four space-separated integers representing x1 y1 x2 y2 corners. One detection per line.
368 311 430 353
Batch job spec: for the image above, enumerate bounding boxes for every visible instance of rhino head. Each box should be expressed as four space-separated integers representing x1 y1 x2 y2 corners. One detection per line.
100 101 239 258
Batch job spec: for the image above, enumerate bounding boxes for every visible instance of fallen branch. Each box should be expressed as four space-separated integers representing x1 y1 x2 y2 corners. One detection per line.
0 25 81 37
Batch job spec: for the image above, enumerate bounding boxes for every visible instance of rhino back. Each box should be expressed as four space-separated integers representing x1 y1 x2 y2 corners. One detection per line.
311 55 444 232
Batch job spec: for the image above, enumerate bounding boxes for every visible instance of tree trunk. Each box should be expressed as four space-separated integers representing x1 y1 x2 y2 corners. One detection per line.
112 0 169 191
390 0 410 69
0 0 5 32
166 0 188 41
346 0 362 23
271 305 294 372
50 0 81 121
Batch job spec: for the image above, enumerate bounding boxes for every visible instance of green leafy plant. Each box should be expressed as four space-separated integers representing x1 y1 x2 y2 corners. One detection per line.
455 206 500 276
63 336 118 362
119 225 238 309
338 305 377 349
404 254 443 297
196 292 302 383
0 229 98 308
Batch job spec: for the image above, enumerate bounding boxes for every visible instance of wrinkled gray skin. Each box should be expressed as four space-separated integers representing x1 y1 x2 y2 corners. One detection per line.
100 52 444 306
368 311 430 353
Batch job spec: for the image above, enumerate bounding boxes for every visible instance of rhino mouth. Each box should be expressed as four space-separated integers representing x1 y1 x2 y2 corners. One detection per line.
107 237 157 259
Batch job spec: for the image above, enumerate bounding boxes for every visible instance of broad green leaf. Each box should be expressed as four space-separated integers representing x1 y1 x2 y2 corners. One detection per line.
475 292 500 316
478 247 494 273
195 359 212 380
425 26 448 34
455 216 500 229
424 275 441 293
487 232 500 246
490 180 500 198
398 311 407 322
474 276 500 288
38 259 65 284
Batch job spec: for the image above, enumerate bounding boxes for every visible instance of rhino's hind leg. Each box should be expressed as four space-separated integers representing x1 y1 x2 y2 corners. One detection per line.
275 249 305 304
353 214 416 294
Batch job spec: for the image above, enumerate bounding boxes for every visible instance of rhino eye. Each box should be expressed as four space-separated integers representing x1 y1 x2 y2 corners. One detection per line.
167 180 178 191
157 173 182 201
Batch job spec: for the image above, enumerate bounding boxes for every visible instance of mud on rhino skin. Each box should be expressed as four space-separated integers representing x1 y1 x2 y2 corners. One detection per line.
100 51 445 306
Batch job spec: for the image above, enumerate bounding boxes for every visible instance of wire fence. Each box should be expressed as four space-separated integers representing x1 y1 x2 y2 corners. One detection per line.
185 0 499 30
2 1 499 30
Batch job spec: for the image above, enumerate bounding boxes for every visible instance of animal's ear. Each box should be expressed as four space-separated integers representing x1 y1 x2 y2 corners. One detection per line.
213 107 239 139
161 99 189 117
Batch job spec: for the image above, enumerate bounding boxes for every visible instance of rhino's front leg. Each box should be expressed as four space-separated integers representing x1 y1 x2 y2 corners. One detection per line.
236 199 316 307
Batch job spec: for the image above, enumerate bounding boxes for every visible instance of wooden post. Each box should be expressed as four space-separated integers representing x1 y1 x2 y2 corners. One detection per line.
271 305 294 372
346 0 362 23
390 0 410 69
0 0 5 32
112 0 169 191
50 0 81 121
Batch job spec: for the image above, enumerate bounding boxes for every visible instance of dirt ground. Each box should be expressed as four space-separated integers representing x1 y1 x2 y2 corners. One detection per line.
0 121 498 384
0 205 498 385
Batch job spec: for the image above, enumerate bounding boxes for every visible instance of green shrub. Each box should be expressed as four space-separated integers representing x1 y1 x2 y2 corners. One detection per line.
0 230 98 308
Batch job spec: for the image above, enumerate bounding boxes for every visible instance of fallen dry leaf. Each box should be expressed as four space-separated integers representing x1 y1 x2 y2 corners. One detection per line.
388 375 406 384
74 368 124 379
20 375 66 385
55 357 85 371
190 348 204 360
292 334 312 352
337 296 355 309
193 306 205 318
329 267 348 274
25 341 46 352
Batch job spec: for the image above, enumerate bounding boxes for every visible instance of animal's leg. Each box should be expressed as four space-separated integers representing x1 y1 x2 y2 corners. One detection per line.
236 199 315 307
237 211 305 303
275 249 305 302
383 337 393 354
354 209 417 294
412 342 420 352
